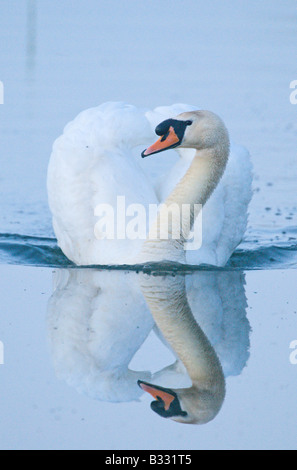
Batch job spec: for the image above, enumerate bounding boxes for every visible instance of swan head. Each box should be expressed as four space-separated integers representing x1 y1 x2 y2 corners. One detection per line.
141 110 229 158
138 379 225 425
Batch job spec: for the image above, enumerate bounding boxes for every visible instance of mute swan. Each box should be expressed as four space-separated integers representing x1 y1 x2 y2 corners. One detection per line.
47 268 250 418
47 102 252 266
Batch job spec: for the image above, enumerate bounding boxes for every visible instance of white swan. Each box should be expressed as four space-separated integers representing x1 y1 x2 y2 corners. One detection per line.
47 102 252 266
47 268 250 417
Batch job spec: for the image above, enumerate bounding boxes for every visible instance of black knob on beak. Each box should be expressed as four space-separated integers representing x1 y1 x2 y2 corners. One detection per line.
155 119 173 136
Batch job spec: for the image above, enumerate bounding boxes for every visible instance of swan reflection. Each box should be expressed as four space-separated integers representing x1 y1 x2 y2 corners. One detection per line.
139 270 250 423
47 268 250 423
47 269 154 402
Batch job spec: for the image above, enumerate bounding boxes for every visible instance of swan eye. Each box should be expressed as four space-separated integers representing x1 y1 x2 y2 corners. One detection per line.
185 120 193 126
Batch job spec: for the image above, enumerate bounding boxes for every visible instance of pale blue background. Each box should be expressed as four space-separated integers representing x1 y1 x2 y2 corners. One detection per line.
0 0 296 450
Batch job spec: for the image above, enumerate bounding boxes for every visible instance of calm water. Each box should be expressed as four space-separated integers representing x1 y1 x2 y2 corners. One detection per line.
0 0 296 450
0 265 297 450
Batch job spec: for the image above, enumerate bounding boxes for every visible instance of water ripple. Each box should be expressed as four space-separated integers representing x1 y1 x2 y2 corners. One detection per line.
0 231 297 272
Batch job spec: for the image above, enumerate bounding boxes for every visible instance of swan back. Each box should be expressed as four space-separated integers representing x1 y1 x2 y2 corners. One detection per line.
47 102 158 265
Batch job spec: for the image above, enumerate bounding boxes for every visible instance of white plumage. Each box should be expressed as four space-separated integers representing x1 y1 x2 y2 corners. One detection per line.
47 101 252 266
47 269 250 403
47 269 154 402
47 102 157 265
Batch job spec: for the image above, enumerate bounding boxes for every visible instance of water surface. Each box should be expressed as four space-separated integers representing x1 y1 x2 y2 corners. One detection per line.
0 0 296 450
0 265 297 450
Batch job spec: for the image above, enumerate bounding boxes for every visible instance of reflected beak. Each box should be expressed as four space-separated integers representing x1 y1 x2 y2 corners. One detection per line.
141 126 180 158
138 380 176 411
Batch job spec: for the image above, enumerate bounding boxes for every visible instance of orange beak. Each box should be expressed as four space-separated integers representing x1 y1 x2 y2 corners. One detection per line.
138 381 176 411
142 126 180 157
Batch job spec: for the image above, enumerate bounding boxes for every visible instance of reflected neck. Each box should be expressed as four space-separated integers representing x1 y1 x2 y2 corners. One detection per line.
140 275 225 390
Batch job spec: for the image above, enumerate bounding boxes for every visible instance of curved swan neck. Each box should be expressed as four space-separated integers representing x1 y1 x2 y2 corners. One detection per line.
167 145 228 211
140 275 226 423
141 276 224 386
